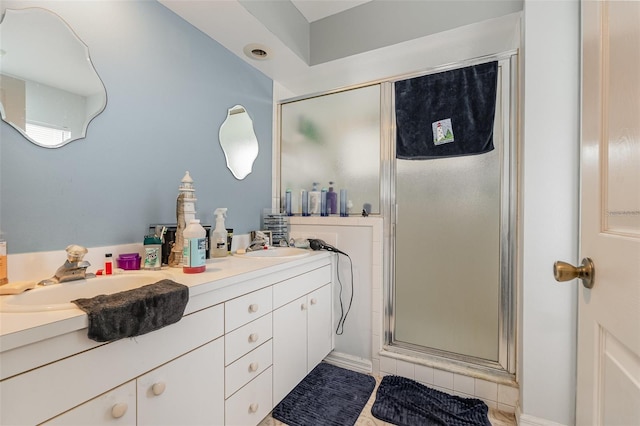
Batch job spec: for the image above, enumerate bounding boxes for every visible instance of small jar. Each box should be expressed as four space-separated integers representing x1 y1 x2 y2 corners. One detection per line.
143 235 162 270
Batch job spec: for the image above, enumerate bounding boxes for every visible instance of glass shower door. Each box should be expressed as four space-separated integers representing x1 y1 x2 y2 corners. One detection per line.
392 61 512 364
394 150 501 361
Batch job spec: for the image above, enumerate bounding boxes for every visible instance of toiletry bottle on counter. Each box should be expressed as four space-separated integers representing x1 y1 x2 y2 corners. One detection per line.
285 189 292 216
211 208 228 258
309 182 321 215
144 235 162 270
183 219 206 273
327 182 338 215
340 189 348 217
301 189 309 216
321 187 328 216
0 233 7 285
104 253 114 275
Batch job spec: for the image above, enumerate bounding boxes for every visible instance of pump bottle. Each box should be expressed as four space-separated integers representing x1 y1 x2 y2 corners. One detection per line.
212 208 228 258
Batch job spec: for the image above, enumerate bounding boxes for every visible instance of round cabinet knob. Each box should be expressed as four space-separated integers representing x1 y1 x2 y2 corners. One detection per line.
249 362 259 372
248 333 259 343
553 257 595 289
152 382 166 396
248 304 259 313
111 402 128 419
310 298 318 305
301 303 307 311
249 403 259 413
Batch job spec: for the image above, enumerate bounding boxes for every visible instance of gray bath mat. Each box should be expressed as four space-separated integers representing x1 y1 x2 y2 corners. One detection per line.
272 362 376 426
371 375 491 426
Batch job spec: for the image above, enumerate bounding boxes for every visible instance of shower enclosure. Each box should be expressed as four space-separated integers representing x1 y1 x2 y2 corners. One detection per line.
387 54 517 376
278 52 517 377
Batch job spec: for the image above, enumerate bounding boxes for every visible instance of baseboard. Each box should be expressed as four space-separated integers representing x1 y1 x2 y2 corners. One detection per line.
324 351 373 374
517 406 568 426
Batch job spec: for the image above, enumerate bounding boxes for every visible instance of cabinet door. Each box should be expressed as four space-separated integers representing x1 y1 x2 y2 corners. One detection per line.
137 338 224 426
307 284 333 371
272 296 307 405
43 381 136 426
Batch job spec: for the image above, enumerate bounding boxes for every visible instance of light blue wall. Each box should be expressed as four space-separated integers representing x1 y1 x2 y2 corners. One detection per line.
0 0 273 254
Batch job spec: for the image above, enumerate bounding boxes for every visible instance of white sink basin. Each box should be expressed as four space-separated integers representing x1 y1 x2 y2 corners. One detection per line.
237 247 310 259
0 271 175 313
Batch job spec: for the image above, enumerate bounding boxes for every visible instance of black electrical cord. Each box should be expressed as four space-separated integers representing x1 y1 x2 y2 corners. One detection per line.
335 252 354 336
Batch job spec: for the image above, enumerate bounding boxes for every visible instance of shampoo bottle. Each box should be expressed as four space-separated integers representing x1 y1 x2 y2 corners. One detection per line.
327 182 337 215
301 189 309 216
285 189 292 216
309 182 321 215
183 219 207 273
212 208 228 258
321 187 328 216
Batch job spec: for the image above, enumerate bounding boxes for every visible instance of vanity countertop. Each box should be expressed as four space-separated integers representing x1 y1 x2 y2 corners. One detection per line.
0 251 331 353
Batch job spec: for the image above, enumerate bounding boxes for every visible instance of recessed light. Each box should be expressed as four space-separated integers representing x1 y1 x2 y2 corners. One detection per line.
243 43 272 61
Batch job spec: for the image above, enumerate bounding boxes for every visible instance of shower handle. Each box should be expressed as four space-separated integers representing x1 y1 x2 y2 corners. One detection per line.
553 258 595 289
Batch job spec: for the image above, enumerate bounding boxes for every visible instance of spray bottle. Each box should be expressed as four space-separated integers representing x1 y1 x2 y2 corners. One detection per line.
212 208 228 258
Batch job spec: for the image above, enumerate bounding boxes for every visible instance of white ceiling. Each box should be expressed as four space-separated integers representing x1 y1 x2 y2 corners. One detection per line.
290 0 371 22
158 0 522 97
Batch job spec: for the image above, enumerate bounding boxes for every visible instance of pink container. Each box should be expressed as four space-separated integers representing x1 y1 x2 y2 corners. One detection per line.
117 253 141 270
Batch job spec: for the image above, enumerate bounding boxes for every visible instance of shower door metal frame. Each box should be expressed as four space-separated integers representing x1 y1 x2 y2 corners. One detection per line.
383 52 519 378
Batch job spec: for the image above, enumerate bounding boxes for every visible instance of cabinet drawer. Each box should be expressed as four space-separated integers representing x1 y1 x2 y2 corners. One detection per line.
44 381 136 425
225 313 272 365
225 367 272 426
273 265 331 309
225 340 272 398
225 286 272 332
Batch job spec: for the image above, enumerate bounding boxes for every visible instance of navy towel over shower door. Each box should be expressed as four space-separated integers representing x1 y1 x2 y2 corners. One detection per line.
395 61 498 160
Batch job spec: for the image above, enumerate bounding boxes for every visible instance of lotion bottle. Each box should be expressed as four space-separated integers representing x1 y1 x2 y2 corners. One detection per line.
309 182 321 215
183 219 207 273
212 208 228 258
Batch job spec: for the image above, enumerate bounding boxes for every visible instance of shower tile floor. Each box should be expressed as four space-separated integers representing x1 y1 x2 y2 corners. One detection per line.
259 375 516 426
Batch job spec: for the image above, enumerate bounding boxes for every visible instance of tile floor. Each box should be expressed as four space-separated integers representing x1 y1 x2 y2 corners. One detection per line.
260 375 517 426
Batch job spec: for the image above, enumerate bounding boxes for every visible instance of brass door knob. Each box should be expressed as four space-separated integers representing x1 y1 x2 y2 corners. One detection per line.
553 258 595 289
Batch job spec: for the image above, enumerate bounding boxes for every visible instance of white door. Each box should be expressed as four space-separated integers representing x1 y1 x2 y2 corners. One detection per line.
575 1 640 424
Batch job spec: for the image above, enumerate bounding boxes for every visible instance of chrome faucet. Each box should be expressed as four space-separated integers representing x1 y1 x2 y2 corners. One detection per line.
246 231 269 252
39 245 94 286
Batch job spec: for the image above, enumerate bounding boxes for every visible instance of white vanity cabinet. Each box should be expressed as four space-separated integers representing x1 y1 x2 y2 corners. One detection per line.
272 265 333 405
137 338 224 426
1 304 225 426
44 338 224 426
44 381 137 426
0 253 334 426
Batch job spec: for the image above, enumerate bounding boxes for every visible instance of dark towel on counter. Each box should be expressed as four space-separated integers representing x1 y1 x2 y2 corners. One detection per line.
371 375 491 426
72 279 189 342
395 61 498 160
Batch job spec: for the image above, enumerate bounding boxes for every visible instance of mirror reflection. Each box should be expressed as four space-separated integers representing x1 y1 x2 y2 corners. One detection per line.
219 105 259 180
0 8 107 148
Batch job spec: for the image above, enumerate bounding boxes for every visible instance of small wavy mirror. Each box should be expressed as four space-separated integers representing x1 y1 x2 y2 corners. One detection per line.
219 105 259 180
0 8 107 148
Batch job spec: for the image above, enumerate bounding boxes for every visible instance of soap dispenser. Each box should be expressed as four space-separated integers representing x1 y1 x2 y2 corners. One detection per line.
212 208 228 258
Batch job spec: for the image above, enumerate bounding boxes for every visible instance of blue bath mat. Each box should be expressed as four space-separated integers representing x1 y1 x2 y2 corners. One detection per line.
371 375 491 426
272 362 376 426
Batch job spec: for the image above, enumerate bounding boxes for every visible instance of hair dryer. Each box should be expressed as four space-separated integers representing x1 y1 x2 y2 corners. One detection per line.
308 239 347 256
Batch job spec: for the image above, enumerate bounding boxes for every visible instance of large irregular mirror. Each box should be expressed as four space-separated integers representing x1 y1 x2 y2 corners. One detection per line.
219 105 259 180
0 8 107 148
